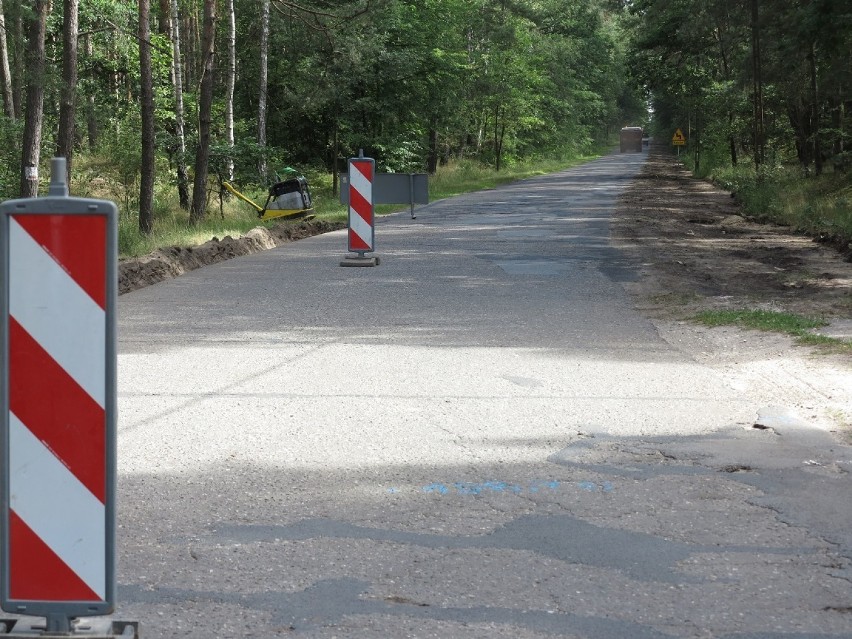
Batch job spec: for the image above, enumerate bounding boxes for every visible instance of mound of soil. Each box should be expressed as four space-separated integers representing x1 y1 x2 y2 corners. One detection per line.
118 219 345 295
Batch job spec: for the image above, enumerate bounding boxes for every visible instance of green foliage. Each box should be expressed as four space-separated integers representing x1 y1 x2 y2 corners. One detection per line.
629 0 852 245
631 0 852 176
707 161 852 243
88 118 144 213
711 163 785 219
372 140 424 174
2 0 646 231
228 0 641 175
0 116 23 200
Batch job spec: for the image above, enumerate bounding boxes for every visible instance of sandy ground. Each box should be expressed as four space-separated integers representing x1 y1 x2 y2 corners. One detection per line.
118 148 852 441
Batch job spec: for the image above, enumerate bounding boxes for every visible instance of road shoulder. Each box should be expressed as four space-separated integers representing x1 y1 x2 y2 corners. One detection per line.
612 146 852 443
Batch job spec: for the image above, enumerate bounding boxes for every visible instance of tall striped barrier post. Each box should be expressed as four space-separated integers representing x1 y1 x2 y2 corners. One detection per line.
341 153 379 267
1 159 136 637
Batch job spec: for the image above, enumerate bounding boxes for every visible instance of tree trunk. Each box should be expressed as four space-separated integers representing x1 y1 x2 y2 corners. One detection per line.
257 0 270 181
158 0 170 35
182 8 198 89
695 112 702 175
11 2 22 119
833 86 845 160
788 101 813 169
750 0 764 169
495 121 505 172
170 0 189 209
493 105 504 172
332 120 339 197
809 41 822 176
729 125 737 166
190 0 216 224
139 0 155 234
225 0 236 181
56 0 78 183
84 33 97 148
0 0 15 120
715 23 736 167
19 0 50 198
427 122 438 174
109 29 120 109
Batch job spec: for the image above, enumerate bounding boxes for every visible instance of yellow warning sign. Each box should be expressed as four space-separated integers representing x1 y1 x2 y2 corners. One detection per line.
672 128 686 145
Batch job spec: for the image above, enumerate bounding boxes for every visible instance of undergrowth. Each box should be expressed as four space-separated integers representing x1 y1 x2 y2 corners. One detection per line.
691 158 852 249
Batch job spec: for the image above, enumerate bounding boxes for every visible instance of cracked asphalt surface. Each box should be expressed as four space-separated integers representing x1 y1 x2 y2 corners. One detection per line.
110 150 852 638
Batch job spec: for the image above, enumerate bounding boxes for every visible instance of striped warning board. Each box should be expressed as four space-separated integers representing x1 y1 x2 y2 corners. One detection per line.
348 157 376 253
1 189 117 619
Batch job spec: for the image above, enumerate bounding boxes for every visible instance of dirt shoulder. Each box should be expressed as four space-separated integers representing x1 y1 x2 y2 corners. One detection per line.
612 144 852 439
613 145 852 322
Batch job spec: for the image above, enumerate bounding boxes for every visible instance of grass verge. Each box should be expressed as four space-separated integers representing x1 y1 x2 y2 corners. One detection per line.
694 309 852 352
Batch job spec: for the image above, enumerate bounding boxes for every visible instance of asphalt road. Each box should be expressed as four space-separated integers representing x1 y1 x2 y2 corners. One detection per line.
115 151 852 638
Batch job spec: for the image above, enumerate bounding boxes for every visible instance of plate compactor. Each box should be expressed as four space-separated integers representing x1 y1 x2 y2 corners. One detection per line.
223 172 314 222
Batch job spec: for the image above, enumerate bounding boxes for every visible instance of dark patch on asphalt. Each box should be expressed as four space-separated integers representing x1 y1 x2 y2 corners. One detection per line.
207 513 814 587
118 578 677 638
207 515 695 583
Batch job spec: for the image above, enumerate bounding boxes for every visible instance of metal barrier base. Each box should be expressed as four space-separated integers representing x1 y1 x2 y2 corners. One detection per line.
0 619 137 638
340 255 380 267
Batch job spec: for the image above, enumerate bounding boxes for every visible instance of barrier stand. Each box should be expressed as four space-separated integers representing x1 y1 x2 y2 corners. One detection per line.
0 618 138 637
0 159 137 638
338 153 429 267
341 151 379 267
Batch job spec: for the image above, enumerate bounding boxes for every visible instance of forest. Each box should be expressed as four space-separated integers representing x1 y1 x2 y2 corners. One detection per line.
633 0 851 245
0 0 849 248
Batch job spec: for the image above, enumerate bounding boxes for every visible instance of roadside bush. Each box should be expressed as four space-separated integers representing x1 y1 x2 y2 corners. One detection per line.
709 162 852 243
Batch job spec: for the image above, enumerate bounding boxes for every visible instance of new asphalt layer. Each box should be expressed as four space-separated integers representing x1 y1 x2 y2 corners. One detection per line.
114 151 852 638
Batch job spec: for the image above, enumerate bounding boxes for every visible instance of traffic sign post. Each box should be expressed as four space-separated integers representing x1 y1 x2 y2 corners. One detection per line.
672 128 686 157
1 159 135 637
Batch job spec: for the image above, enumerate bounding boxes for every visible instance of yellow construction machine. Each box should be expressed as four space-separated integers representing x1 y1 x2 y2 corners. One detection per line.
223 172 314 222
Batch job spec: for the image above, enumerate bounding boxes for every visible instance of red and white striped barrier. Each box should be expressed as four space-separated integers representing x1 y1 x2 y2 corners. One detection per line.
347 157 375 254
8 215 107 602
2 163 117 627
